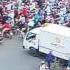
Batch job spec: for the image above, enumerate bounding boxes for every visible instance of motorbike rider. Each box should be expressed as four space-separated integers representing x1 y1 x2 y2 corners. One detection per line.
2 22 12 38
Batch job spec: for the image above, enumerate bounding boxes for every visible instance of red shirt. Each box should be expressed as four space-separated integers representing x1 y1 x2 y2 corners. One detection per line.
20 8 29 16
3 23 12 30
14 9 18 14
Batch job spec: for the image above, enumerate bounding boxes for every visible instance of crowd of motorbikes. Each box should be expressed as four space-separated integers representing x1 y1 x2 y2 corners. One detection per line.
0 22 18 44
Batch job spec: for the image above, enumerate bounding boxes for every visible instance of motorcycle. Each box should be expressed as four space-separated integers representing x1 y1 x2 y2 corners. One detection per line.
3 29 13 39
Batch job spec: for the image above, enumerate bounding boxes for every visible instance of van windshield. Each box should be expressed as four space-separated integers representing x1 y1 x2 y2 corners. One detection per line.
26 32 36 40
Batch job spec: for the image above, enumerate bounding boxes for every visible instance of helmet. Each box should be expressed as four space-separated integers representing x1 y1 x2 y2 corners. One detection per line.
40 61 45 64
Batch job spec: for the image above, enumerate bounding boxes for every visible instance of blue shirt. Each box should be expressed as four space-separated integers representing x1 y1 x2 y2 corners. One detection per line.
45 52 55 63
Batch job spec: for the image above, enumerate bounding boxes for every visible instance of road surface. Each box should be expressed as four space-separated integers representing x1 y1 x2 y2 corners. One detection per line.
0 36 41 70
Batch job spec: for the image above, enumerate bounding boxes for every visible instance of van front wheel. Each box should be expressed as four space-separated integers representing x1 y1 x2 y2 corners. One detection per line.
22 46 25 49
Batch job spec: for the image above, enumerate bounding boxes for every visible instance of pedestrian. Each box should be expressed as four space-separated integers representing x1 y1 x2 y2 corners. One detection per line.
45 51 55 69
33 13 41 28
40 60 50 70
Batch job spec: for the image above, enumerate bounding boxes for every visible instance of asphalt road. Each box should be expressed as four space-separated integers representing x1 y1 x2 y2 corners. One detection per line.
0 36 41 70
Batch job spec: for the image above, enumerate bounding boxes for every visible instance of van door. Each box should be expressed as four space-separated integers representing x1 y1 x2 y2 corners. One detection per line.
23 32 38 49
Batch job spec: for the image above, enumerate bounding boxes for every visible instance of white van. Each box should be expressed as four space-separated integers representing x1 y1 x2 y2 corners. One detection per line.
23 24 70 60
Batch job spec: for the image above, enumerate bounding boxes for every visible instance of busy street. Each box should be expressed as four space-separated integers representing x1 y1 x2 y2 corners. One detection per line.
0 36 41 70
0 0 70 70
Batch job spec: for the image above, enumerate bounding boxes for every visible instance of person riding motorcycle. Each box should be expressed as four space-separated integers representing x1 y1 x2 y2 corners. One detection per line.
2 22 12 38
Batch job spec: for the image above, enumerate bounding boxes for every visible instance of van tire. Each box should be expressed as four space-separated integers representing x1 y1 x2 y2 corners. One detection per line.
29 47 39 57
22 46 25 49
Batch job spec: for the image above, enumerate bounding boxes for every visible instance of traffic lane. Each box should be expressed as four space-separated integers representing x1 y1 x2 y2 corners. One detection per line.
0 36 41 70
